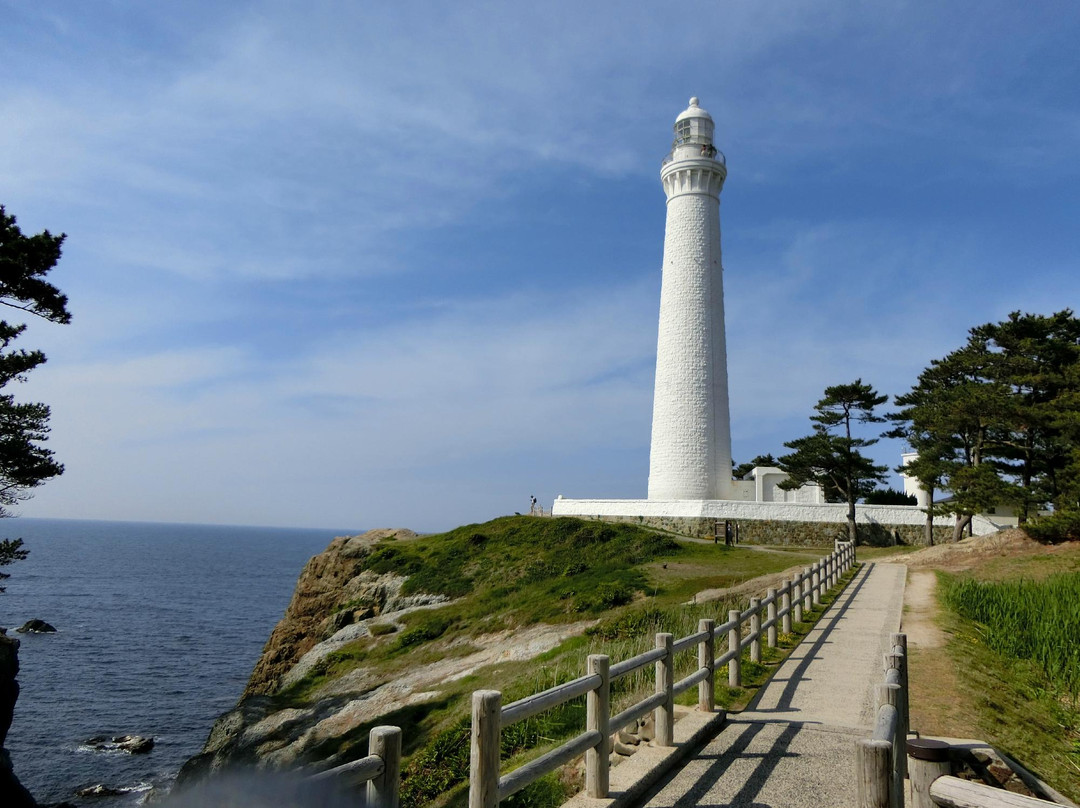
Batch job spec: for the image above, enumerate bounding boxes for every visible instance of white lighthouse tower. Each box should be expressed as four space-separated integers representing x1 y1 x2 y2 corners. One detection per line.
647 98 733 501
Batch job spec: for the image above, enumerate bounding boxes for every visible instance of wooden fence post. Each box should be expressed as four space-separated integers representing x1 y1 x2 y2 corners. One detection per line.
812 562 821 607
877 682 903 808
586 654 610 797
699 618 715 712
889 634 909 787
368 726 402 808
766 588 778 648
792 574 803 624
470 690 501 808
781 580 792 635
857 739 893 808
802 567 812 613
907 739 950 808
655 633 674 747
749 597 762 663
728 610 741 687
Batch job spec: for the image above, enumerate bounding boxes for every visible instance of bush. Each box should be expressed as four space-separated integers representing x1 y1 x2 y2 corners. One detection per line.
863 487 918 506
574 582 633 612
397 614 453 649
1026 511 1080 544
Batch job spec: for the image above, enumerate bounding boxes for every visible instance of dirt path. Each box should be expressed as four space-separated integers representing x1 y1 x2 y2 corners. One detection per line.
900 558 976 739
902 569 945 649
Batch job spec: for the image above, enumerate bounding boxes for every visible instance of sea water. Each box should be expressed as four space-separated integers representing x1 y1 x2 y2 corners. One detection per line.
1 518 348 806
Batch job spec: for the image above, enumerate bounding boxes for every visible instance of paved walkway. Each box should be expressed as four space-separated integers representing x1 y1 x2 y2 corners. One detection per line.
639 561 907 808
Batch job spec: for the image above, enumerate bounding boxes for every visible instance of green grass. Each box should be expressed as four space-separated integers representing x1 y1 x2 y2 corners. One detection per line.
362 517 679 626
939 570 1080 800
944 573 1080 695
271 516 848 808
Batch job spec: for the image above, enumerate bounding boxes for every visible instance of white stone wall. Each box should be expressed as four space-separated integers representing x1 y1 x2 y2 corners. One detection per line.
648 159 730 501
552 497 1002 536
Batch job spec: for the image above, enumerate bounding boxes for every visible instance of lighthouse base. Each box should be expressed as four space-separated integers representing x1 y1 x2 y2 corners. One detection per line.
548 497 1000 546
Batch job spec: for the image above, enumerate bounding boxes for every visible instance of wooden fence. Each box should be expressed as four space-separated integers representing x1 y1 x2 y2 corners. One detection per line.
310 725 402 808
857 633 910 808
468 541 857 808
856 637 1064 808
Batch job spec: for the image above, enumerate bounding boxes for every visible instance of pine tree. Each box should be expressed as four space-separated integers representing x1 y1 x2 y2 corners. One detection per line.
0 205 70 590
779 379 888 543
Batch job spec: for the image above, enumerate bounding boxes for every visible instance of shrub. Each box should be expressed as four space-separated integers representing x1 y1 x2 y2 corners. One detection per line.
397 615 453 649
574 582 633 612
863 487 918 506
1026 511 1080 544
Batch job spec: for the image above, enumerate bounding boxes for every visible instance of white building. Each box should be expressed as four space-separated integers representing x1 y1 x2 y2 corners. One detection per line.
647 98 733 500
551 99 997 542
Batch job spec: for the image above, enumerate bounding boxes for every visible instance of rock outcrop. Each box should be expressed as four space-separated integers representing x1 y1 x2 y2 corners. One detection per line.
244 529 416 697
15 620 55 634
0 631 37 807
85 734 155 754
178 526 594 788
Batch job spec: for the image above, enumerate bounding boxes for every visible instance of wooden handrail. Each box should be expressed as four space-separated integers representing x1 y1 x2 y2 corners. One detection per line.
857 632 908 808
469 541 856 808
310 725 401 808
929 775 1061 807
501 673 601 726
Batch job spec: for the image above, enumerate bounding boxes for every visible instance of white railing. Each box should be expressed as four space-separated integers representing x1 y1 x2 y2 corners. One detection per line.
468 541 857 808
309 725 401 808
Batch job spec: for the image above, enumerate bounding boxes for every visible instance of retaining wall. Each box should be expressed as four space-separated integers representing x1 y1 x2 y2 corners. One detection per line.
550 498 998 546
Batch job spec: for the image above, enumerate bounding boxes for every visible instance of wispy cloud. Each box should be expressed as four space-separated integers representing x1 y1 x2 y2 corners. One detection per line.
3 0 1079 527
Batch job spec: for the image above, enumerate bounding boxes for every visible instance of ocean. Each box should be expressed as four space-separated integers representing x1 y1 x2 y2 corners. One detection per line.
1 518 349 806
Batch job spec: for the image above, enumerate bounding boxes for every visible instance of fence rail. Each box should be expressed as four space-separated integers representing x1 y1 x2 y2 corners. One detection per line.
856 637 1063 808
928 776 1063 807
309 725 401 808
857 633 909 808
469 541 857 808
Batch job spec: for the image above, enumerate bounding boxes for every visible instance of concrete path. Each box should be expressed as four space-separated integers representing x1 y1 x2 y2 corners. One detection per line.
638 561 906 808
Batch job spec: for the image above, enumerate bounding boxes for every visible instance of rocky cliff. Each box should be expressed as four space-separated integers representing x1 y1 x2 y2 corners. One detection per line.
176 517 685 802
1 632 37 807
180 527 448 780
244 528 420 697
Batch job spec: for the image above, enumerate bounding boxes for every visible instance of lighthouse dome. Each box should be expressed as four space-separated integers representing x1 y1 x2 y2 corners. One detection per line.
675 97 713 124
665 97 723 166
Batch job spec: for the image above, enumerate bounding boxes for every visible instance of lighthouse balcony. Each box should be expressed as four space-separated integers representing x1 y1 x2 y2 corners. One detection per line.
662 144 726 167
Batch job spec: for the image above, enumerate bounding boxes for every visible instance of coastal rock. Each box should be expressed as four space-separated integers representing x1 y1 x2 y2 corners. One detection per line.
184 621 593 777
179 524 597 788
282 595 449 689
16 619 56 634
0 636 36 808
85 734 154 754
243 529 416 697
340 529 416 558
0 634 18 748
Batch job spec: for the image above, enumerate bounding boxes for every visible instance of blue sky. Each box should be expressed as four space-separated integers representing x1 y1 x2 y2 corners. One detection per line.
3 1 1078 532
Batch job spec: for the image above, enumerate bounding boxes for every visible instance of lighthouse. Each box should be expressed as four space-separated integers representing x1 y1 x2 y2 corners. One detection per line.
647 98 733 501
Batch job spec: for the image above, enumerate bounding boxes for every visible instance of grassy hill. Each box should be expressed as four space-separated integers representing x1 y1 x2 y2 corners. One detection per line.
228 516 831 808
